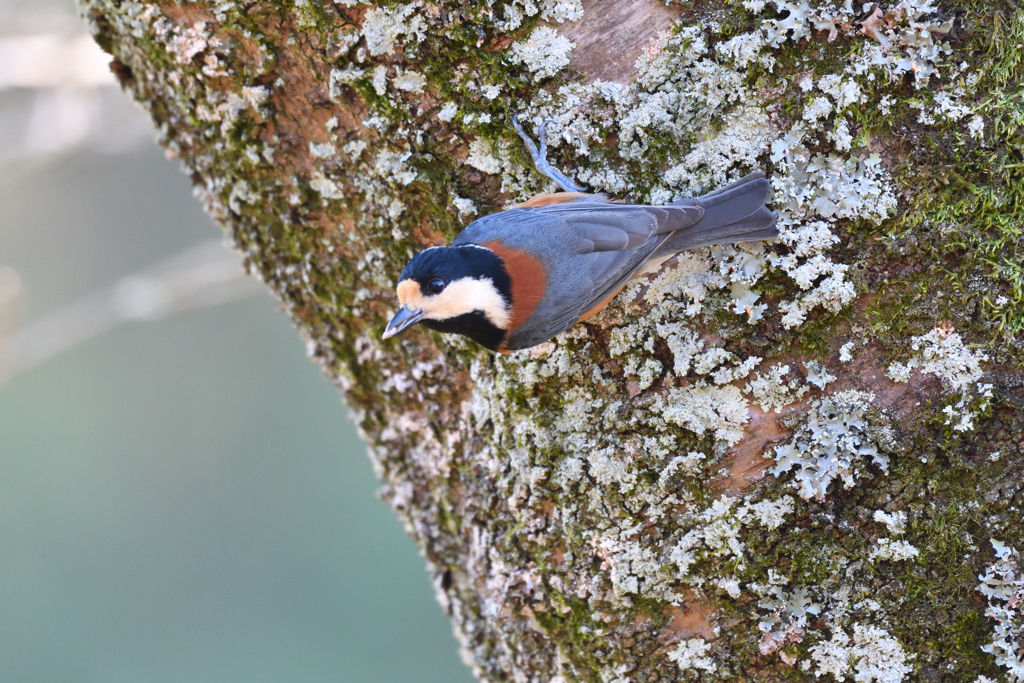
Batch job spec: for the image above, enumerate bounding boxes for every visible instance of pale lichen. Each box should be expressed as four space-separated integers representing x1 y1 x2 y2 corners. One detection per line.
978 541 1024 682
887 326 988 391
361 4 425 57
868 538 920 563
667 637 717 673
757 586 821 657
808 623 914 683
490 0 584 31
508 26 576 82
769 390 892 500
745 363 809 413
872 509 907 535
887 326 991 432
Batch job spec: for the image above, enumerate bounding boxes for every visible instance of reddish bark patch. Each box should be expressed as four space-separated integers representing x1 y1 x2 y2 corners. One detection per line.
162 2 215 24
719 403 803 494
410 218 448 247
661 597 716 643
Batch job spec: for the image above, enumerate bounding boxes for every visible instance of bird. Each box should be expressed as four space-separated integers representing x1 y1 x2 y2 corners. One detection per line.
383 115 778 352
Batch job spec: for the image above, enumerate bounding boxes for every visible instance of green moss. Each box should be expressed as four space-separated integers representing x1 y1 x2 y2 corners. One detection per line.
292 0 337 36
857 6 1024 352
883 470 1003 678
534 592 609 679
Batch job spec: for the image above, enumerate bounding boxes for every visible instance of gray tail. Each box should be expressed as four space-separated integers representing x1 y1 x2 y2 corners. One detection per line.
657 172 777 255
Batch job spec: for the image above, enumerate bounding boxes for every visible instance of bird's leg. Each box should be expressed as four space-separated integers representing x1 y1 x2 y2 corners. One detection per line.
512 114 587 193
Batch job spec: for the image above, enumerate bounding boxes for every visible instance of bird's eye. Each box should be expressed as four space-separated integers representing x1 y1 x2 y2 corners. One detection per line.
427 278 446 294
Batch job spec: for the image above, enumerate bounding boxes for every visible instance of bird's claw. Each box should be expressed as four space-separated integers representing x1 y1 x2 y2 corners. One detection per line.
511 113 587 193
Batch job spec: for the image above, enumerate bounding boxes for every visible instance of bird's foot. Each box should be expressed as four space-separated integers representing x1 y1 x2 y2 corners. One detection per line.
512 113 587 193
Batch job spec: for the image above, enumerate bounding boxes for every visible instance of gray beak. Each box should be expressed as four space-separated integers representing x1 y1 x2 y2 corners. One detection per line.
382 305 423 339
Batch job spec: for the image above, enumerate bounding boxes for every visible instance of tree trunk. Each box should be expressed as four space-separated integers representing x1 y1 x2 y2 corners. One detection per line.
78 0 1024 680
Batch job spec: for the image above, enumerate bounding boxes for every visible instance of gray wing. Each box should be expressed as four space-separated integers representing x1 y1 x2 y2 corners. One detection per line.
454 201 704 349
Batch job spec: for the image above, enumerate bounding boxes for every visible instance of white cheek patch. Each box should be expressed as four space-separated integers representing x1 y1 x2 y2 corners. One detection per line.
397 277 510 330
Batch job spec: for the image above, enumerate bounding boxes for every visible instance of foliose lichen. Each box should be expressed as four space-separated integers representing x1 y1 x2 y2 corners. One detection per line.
769 390 894 501
978 540 1024 682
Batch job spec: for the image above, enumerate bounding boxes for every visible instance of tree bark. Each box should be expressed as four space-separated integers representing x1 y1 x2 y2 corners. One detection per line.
78 0 1024 681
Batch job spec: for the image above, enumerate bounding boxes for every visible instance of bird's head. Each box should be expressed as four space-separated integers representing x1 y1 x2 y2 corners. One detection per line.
383 245 512 350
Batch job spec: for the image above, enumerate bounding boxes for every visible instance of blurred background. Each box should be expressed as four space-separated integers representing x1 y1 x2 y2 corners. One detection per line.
0 0 473 681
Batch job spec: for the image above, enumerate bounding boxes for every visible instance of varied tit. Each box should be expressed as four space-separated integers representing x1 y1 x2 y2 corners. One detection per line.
383 115 778 352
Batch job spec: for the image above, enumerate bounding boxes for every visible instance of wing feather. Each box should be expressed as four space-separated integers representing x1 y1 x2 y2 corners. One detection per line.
544 205 697 324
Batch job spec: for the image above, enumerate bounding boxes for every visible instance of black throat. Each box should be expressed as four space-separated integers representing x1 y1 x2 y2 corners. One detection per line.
420 311 507 352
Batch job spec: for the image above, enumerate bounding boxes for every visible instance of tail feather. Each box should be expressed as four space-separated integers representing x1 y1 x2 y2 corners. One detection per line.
662 207 777 252
658 173 777 255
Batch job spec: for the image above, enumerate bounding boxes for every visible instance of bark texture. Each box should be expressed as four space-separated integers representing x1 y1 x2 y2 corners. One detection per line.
78 0 1024 681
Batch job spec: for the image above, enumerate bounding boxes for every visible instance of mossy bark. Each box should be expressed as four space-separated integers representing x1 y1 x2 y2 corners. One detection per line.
78 0 1023 681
